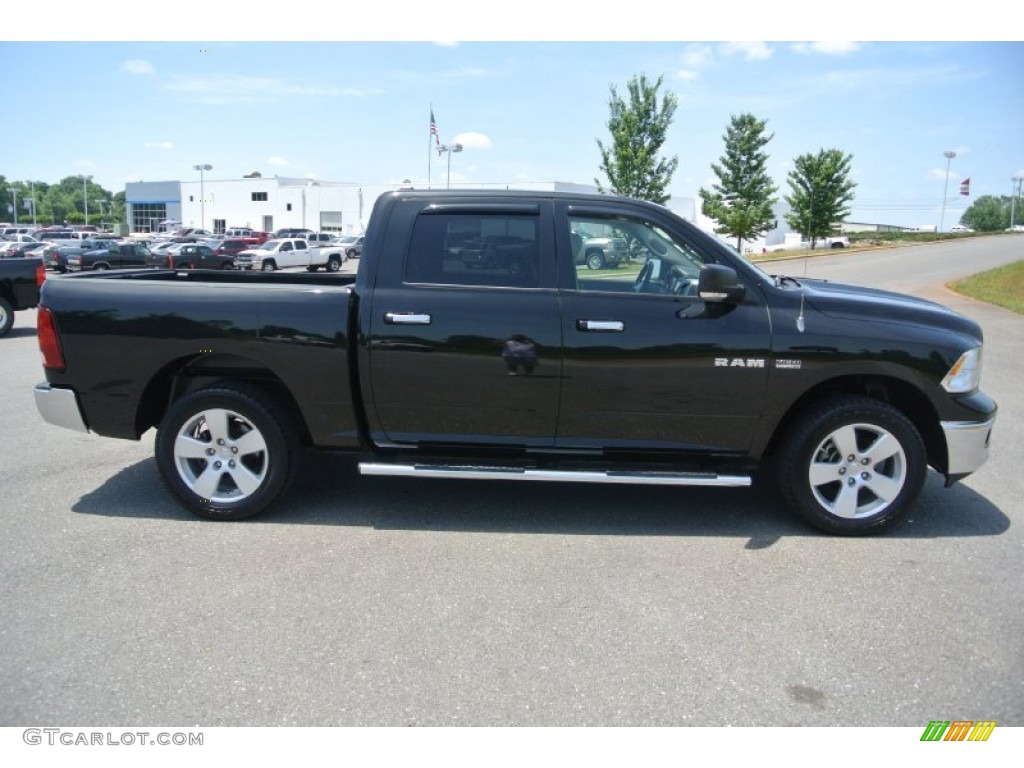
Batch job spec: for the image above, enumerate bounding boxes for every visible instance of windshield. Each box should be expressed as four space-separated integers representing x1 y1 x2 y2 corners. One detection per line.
257 240 281 251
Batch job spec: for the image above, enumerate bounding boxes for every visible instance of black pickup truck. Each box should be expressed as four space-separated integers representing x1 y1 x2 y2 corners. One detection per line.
32 190 996 535
0 256 45 336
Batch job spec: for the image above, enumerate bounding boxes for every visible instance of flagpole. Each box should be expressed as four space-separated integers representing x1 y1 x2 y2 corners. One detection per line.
428 104 433 189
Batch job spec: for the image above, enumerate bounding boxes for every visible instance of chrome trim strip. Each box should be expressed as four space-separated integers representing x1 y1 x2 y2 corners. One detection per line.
941 419 995 476
359 463 751 487
577 319 625 332
33 384 89 433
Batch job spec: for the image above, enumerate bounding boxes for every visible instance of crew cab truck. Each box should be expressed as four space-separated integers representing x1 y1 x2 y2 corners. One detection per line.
0 256 45 336
233 238 345 273
32 190 996 535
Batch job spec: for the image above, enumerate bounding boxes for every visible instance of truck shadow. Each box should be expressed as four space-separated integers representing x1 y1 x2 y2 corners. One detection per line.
71 450 1010 542
1 326 37 339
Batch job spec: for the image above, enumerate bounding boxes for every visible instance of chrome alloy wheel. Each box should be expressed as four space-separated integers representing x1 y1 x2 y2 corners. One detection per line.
807 423 907 519
173 408 269 503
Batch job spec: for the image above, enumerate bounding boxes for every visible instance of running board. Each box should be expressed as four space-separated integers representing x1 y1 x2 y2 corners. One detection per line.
359 463 751 487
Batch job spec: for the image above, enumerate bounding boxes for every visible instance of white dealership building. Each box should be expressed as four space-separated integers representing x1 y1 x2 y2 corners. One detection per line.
125 176 603 236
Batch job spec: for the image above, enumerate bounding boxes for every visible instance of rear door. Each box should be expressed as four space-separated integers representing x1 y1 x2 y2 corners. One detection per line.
365 199 562 447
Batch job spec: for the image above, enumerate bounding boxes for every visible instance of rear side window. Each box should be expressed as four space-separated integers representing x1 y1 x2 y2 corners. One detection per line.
406 213 540 288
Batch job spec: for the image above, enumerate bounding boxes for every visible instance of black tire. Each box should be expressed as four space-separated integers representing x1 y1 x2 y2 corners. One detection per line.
93 263 109 271
586 251 605 270
326 256 342 272
261 260 277 272
0 297 14 337
346 249 357 259
155 383 300 520
776 395 926 536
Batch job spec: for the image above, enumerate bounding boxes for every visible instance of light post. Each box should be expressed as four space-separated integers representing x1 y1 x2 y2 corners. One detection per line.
438 143 463 189
1011 175 1024 230
939 150 955 232
193 164 212 231
83 174 93 226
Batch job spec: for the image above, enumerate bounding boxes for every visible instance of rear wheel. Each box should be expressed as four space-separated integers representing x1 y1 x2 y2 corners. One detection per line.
155 383 300 520
0 297 14 337
326 256 342 272
586 251 605 270
777 396 926 535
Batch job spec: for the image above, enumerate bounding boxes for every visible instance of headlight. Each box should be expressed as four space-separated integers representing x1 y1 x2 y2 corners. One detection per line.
942 347 983 393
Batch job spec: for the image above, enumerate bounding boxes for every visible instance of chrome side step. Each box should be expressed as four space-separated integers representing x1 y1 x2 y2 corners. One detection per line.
359 463 751 487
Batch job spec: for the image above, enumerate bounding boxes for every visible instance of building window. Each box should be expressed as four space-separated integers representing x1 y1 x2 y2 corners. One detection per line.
189 195 194 202
286 203 292 211
212 219 226 234
252 192 268 202
130 203 168 233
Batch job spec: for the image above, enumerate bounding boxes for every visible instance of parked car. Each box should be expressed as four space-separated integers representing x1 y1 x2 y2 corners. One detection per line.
571 231 629 269
32 189 997 537
149 243 234 270
66 243 154 271
337 235 364 259
2 241 46 259
274 227 313 239
216 239 256 259
0 256 45 336
950 225 974 233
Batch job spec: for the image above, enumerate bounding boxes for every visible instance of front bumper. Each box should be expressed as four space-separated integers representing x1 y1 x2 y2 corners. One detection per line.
34 383 89 433
941 418 995 477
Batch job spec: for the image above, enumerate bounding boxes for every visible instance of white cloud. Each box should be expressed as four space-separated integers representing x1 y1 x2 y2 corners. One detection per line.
793 42 863 56
675 70 699 81
452 132 492 150
122 59 154 75
72 159 93 168
680 44 714 69
720 42 773 61
145 141 174 150
268 156 289 166
163 74 378 105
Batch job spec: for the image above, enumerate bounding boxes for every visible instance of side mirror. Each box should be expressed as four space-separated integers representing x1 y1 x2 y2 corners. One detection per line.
698 264 746 303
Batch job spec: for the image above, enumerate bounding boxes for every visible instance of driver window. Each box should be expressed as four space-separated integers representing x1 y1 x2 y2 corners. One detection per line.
568 214 710 296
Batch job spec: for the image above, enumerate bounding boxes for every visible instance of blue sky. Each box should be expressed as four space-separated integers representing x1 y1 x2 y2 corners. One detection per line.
1 9 1021 229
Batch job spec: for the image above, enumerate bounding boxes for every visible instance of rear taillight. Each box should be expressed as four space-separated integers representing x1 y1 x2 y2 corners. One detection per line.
37 307 66 370
36 263 46 287
167 254 174 269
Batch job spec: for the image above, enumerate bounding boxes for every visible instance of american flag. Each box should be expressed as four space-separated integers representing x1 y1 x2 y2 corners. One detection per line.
430 109 439 146
960 178 970 196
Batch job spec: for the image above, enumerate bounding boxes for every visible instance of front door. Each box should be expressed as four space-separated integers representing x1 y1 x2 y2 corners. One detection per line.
366 201 562 447
554 202 772 455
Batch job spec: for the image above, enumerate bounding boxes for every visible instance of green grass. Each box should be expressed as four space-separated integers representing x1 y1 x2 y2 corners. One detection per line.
949 260 1024 315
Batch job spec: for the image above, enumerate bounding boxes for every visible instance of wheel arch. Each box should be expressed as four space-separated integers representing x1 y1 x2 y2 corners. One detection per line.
135 353 315 447
760 374 947 473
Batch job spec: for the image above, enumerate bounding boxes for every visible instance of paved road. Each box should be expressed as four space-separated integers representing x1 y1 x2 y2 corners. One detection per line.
1 238 1021 726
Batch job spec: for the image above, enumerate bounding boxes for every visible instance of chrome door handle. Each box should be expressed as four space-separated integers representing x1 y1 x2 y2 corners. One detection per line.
576 319 624 332
384 312 432 325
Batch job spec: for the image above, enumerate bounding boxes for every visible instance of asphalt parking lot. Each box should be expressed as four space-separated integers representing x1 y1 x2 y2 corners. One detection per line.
1 239 1021 727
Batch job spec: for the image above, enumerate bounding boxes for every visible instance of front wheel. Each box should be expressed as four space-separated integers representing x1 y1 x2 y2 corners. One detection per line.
776 396 926 535
261 260 276 272
155 384 300 520
586 251 605 270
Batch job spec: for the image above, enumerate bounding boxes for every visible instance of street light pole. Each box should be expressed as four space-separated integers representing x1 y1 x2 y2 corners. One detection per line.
193 164 213 231
939 151 956 232
83 175 93 226
438 143 463 189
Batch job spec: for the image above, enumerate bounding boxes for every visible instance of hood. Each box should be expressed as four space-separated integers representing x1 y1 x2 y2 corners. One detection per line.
803 279 982 342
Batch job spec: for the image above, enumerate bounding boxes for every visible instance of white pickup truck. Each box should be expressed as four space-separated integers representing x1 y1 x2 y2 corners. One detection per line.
233 238 346 272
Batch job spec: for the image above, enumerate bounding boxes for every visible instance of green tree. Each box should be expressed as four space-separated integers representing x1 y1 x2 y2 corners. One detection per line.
699 113 778 251
595 73 679 204
961 195 1013 232
784 149 857 247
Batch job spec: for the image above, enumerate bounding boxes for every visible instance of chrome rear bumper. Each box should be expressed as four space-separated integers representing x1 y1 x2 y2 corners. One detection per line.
34 383 89 433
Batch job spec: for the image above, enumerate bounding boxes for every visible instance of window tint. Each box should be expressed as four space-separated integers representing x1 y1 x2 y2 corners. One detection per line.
406 213 540 288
